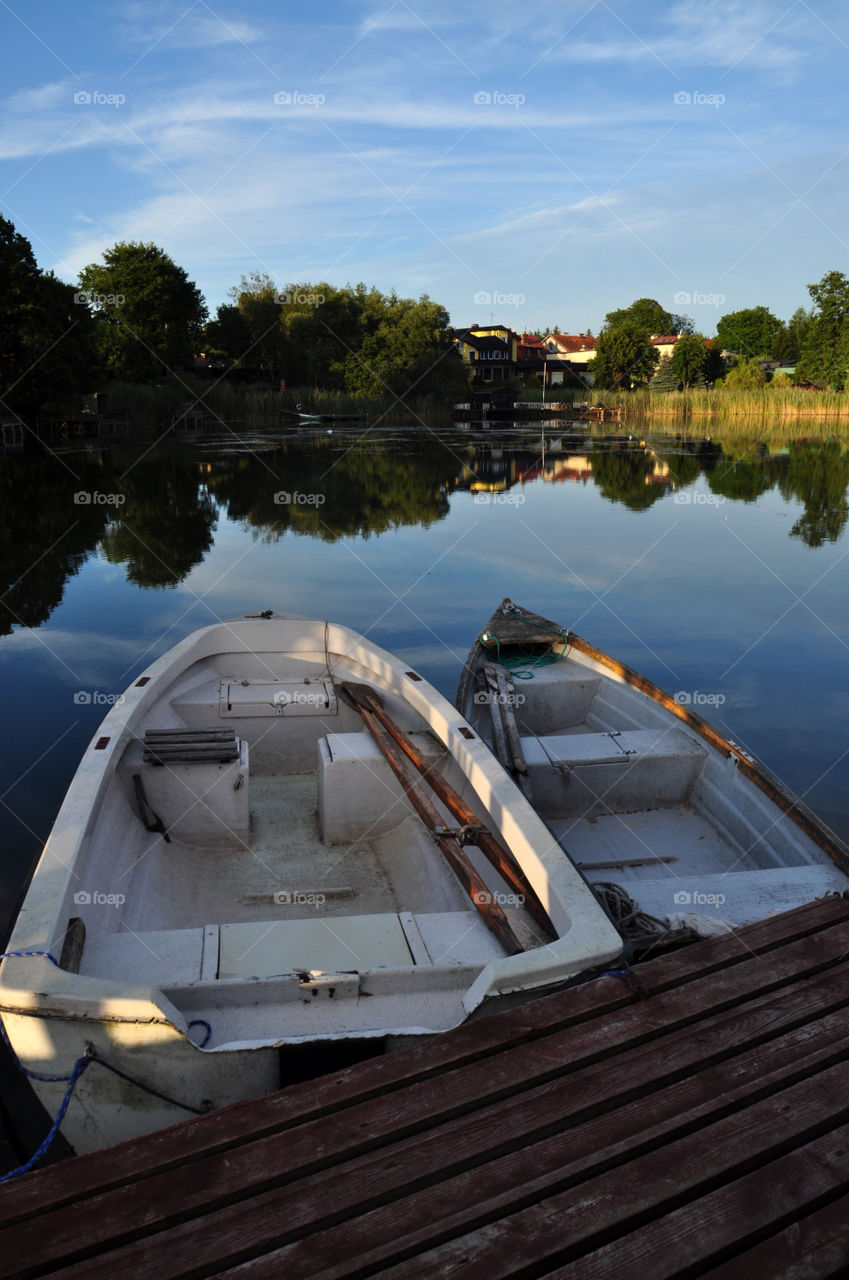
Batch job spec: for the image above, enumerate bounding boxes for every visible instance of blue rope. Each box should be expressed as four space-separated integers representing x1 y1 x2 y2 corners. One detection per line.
188 1019 212 1048
0 948 209 1181
0 1056 91 1184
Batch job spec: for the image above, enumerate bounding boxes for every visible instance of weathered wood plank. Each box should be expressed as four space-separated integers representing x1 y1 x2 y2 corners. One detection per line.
549 1128 849 1279
3 897 848 1231
44 1066 849 1280
698 1190 849 1280
14 960 849 1279
370 1102 849 1280
215 1007 849 1280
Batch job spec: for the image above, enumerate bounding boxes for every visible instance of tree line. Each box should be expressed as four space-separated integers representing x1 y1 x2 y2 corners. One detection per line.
588 279 849 391
0 216 466 419
5 208 849 419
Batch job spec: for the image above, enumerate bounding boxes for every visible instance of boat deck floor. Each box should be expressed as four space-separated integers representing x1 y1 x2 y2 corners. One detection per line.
550 804 740 881
123 775 465 934
7 895 849 1277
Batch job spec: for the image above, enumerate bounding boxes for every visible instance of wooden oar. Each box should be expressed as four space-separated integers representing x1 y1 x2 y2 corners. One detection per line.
482 662 533 802
338 681 553 939
336 684 523 956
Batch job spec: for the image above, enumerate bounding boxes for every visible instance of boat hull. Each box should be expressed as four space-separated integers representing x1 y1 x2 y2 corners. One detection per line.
1 612 621 1154
457 599 849 937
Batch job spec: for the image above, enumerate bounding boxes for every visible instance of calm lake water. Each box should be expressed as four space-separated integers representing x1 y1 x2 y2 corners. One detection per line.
2 420 848 940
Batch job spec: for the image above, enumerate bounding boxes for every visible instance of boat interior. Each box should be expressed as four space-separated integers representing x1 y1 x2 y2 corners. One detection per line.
464 649 849 930
61 642 549 1046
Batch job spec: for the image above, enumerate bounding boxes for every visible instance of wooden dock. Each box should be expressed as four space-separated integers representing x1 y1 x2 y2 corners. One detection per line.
3 893 849 1277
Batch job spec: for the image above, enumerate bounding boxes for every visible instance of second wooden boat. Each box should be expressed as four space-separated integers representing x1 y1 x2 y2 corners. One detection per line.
457 599 849 942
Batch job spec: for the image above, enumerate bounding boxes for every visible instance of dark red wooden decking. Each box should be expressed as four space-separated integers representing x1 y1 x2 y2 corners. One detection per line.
3 894 849 1278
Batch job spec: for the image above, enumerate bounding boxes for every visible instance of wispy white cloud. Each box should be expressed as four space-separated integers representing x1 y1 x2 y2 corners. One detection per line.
119 3 263 49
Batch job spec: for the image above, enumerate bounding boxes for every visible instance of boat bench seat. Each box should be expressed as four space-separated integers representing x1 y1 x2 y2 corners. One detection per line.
521 728 707 818
508 663 603 732
317 730 445 844
77 911 503 987
122 733 250 848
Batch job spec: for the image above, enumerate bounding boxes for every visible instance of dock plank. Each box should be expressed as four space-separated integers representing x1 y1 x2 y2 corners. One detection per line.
10 941 849 1277
3 895 849 1280
4 892 845 1230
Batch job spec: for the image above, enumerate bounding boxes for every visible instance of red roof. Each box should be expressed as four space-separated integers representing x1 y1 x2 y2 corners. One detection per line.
547 334 597 352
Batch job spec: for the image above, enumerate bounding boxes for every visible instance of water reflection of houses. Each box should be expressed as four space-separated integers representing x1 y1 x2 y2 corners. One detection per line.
1 414 24 452
453 437 675 499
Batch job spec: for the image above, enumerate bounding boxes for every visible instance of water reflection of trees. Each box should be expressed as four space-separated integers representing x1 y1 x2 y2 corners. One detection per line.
590 450 666 511
99 461 217 588
207 444 453 541
0 456 111 636
780 441 849 547
1 433 848 636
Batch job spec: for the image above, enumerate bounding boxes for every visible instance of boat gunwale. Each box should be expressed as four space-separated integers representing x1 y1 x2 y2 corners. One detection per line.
457 600 849 872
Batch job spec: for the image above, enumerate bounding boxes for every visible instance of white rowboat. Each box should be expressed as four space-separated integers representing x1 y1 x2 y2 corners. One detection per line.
0 613 621 1154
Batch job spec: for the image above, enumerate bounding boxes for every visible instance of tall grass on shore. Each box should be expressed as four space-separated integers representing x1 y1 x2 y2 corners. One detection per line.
587 386 849 423
104 377 462 430
518 384 849 422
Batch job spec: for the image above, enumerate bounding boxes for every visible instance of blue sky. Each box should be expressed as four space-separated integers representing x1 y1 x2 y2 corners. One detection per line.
2 0 849 334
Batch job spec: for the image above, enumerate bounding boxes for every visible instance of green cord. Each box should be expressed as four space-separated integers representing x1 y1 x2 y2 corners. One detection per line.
479 607 570 680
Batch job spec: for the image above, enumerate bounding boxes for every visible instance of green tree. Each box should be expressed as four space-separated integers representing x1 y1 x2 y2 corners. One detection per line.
671 334 708 388
669 312 695 335
723 358 767 389
202 304 253 366
772 306 812 364
715 306 782 358
343 295 467 400
0 215 100 416
590 321 659 389
797 271 849 387
78 242 207 382
604 298 675 334
228 271 286 381
280 282 369 388
650 355 679 391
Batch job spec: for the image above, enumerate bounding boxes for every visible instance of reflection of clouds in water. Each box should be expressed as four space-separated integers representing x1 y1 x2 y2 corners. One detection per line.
0 628 144 686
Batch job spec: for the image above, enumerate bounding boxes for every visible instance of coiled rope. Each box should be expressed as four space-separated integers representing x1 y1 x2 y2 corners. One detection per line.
479 603 569 680
0 950 210 1182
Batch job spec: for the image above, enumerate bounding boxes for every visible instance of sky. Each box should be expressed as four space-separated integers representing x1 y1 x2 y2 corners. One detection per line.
2 0 849 335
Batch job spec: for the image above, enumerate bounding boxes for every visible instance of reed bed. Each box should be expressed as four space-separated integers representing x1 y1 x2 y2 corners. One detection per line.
586 386 849 424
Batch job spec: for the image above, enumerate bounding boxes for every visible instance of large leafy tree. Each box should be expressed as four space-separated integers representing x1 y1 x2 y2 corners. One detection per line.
227 271 285 381
797 271 849 387
343 294 466 400
280 282 369 388
202 304 253 366
604 297 675 334
714 306 782 358
78 242 207 382
772 305 813 364
590 320 659 389
671 334 709 388
0 215 100 415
